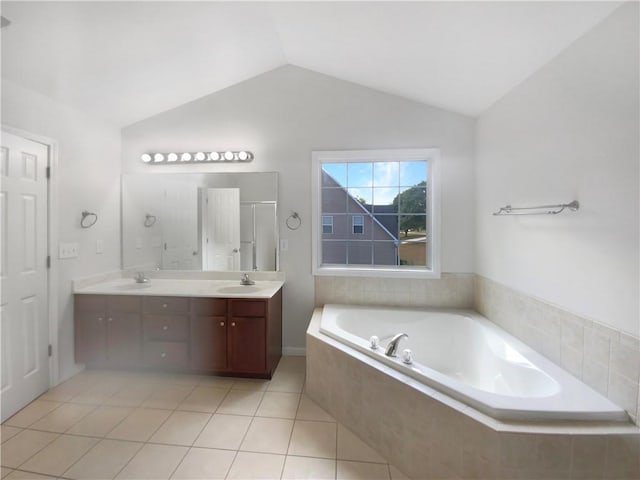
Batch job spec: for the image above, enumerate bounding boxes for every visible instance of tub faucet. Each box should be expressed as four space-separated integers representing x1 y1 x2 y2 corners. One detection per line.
385 333 408 357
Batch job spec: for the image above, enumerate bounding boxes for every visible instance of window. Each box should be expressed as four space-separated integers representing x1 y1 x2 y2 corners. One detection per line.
352 215 364 234
312 149 440 278
322 215 333 234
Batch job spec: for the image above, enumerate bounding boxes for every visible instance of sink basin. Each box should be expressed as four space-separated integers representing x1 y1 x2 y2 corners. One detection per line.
113 283 152 291
217 285 265 294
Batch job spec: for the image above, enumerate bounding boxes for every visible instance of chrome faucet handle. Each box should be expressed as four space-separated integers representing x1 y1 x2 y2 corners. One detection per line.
240 273 255 286
134 272 149 283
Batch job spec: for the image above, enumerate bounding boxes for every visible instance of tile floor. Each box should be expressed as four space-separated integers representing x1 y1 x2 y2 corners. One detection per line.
1 357 409 480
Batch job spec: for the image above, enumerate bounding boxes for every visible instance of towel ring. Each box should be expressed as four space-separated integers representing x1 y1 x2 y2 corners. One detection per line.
144 214 157 227
286 212 301 230
81 211 98 229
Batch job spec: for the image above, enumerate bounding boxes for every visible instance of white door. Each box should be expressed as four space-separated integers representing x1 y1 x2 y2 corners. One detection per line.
161 182 199 270
205 188 240 271
0 130 49 422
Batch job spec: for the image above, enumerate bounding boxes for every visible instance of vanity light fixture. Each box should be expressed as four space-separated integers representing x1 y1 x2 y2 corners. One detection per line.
141 150 254 164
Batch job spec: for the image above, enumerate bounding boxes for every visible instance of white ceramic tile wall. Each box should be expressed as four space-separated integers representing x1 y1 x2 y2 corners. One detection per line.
315 273 474 309
474 275 640 425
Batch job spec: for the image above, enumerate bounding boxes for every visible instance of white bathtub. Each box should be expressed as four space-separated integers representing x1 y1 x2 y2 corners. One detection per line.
320 304 628 422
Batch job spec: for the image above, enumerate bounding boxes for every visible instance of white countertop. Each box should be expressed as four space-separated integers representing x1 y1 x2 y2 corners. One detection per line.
74 278 284 299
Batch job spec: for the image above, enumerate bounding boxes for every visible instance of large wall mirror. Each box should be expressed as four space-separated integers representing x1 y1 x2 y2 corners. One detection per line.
122 172 278 271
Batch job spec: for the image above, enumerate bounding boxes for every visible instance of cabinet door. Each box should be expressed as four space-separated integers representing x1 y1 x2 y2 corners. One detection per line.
190 316 227 372
106 313 141 368
76 313 107 366
228 317 266 373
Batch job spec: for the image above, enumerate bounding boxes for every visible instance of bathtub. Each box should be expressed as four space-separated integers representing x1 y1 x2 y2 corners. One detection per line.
320 304 628 422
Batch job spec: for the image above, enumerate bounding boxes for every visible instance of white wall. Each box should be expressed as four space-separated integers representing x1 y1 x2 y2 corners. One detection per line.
121 65 476 351
1 80 122 381
475 3 639 336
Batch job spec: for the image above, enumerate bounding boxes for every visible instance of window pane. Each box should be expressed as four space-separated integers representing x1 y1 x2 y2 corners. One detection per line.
322 188 347 213
347 162 373 187
373 162 399 187
399 240 426 267
322 240 347 264
398 214 426 238
352 215 364 235
372 187 399 213
322 163 347 187
347 242 372 265
372 215 398 241
373 241 398 265
398 184 426 214
400 161 427 186
324 214 348 240
322 216 333 234
347 188 372 212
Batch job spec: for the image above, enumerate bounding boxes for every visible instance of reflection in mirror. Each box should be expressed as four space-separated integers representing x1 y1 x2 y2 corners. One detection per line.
122 172 278 271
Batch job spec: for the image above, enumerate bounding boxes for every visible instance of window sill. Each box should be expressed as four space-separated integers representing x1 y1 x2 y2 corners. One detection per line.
313 266 441 279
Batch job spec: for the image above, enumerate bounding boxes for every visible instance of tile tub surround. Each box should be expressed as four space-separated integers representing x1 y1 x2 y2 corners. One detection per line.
315 273 474 309
306 309 640 480
474 275 640 426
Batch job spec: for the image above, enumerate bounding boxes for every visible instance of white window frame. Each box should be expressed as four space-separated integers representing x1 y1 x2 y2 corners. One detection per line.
322 215 333 234
352 215 364 235
311 148 441 278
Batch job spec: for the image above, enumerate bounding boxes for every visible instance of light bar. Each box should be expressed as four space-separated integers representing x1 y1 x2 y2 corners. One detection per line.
141 151 253 164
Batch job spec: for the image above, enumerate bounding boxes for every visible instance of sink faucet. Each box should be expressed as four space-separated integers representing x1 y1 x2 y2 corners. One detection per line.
385 333 408 357
240 273 255 286
133 272 149 284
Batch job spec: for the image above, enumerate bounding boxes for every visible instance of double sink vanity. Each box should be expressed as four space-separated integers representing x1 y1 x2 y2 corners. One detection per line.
74 276 283 379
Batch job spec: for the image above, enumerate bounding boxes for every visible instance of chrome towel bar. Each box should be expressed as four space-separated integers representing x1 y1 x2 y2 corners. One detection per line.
493 200 579 216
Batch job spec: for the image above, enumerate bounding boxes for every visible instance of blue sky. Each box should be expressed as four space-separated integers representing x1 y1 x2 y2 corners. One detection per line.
322 161 426 205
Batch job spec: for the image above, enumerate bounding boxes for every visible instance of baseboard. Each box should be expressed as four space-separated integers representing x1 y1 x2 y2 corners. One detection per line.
282 346 306 356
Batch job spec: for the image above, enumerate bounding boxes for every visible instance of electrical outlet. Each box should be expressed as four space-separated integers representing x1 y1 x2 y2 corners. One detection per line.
59 242 79 259
280 239 289 252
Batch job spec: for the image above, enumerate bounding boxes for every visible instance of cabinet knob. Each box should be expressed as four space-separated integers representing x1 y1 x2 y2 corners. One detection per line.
97 317 103 322
160 352 167 358
162 325 168 330
219 321 225 327
107 318 113 322
231 322 236 327
162 303 168 308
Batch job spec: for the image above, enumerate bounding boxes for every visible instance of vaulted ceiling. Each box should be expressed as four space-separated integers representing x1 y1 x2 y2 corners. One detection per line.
1 1 622 127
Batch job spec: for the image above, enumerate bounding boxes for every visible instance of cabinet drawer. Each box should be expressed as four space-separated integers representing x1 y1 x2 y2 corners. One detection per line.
191 298 227 316
143 315 189 341
230 300 266 318
143 296 189 315
143 341 188 369
75 295 107 313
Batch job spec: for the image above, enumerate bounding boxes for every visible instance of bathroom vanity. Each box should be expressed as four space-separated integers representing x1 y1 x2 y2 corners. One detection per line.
74 279 283 378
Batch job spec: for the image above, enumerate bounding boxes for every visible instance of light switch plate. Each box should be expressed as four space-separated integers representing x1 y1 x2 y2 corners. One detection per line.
96 239 104 254
280 239 289 251
59 242 79 259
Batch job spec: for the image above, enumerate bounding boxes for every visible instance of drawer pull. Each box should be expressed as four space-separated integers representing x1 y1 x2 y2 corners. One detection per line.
107 318 113 322
160 352 167 358
162 325 168 330
231 322 236 327
219 321 225 327
162 303 168 308
97 317 103 322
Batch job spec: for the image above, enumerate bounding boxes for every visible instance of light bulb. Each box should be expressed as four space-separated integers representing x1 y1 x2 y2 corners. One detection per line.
153 153 164 162
224 151 234 161
238 151 248 161
167 153 178 162
195 152 206 161
209 152 220 161
181 153 192 162
141 153 152 163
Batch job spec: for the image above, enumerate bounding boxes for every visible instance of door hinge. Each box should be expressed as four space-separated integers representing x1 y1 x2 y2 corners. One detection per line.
46 255 51 269
48 344 52 357
46 166 51 179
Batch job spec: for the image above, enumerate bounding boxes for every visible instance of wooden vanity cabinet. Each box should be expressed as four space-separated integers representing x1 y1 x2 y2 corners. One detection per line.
74 295 142 368
74 288 282 378
190 298 228 372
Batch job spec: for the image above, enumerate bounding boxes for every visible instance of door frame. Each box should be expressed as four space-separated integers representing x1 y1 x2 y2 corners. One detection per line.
1 124 60 387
